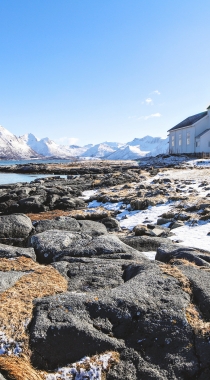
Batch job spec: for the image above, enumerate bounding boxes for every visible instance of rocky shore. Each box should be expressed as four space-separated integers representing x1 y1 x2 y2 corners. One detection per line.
1 159 210 379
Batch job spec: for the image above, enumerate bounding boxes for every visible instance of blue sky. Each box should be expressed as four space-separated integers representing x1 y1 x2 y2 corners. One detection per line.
0 0 210 146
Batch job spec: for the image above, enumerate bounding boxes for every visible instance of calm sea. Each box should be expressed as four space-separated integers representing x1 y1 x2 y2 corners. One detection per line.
0 159 71 185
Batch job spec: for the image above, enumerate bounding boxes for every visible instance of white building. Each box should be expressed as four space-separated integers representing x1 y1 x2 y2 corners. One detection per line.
168 106 210 154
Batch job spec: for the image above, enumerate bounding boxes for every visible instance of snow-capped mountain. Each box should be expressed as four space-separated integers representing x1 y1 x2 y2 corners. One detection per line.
81 143 116 158
0 123 169 161
127 136 168 152
146 137 169 156
106 145 149 160
67 145 90 156
101 141 124 149
105 136 169 160
0 126 41 159
21 133 75 158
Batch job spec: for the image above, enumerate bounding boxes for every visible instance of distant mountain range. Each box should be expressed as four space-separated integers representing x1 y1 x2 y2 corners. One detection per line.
0 125 169 160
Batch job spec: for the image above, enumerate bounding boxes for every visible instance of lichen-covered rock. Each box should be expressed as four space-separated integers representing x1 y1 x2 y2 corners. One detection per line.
156 243 210 267
0 271 26 293
29 230 147 264
0 244 36 260
0 214 33 239
34 216 81 234
30 263 197 377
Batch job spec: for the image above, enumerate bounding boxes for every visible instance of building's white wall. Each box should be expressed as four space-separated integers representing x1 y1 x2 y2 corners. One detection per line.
169 114 210 153
169 126 195 154
199 130 210 152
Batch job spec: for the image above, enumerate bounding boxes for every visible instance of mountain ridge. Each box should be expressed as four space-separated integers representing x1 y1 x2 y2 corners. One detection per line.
0 125 168 160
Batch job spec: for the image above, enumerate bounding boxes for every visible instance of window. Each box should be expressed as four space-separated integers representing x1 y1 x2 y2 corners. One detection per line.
179 134 182 146
208 141 210 148
187 132 190 145
171 135 175 146
196 140 200 147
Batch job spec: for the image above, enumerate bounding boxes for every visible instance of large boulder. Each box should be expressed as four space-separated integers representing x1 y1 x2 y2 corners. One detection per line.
51 258 148 293
30 262 198 378
0 244 36 260
0 214 33 239
101 217 121 231
120 235 172 252
156 243 210 267
34 216 81 234
130 199 154 211
78 220 108 236
29 230 147 264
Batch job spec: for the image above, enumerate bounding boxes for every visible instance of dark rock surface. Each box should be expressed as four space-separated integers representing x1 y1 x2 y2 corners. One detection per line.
78 220 108 236
101 217 121 231
29 231 147 264
174 263 210 319
120 235 171 252
34 216 81 234
30 262 197 377
0 244 36 260
156 243 210 267
51 258 146 293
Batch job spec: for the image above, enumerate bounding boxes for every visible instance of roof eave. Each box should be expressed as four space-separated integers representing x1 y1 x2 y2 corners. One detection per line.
168 114 208 133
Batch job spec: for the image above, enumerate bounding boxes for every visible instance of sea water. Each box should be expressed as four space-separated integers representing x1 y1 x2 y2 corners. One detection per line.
0 159 71 185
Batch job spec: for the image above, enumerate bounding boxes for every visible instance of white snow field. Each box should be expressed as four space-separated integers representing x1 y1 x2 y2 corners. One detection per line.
86 168 210 257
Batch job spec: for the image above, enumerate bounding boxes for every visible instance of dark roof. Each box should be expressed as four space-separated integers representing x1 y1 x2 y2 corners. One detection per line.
168 111 208 132
196 129 210 139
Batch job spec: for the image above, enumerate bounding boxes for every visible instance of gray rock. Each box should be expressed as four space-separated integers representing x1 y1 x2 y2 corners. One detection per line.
120 235 171 252
133 225 148 236
107 348 169 380
157 218 173 225
130 199 154 211
51 258 148 293
29 230 147 264
106 360 137 379
30 263 197 377
0 374 7 380
175 264 210 319
101 217 121 231
18 195 47 213
78 220 108 236
0 271 26 292
156 243 210 267
0 213 33 238
0 244 36 260
170 221 184 229
34 216 81 234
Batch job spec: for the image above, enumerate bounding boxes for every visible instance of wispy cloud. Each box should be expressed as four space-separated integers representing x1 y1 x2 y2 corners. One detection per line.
145 97 153 105
142 97 153 105
151 90 161 95
55 137 79 146
138 113 161 120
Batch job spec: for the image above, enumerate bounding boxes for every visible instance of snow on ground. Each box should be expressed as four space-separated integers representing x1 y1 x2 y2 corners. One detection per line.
186 159 210 167
81 190 98 200
88 200 125 211
117 203 173 230
169 222 210 251
45 352 117 380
